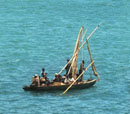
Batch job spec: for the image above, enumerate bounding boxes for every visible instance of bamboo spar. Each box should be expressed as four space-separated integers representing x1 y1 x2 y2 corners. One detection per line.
71 26 83 79
86 39 98 76
58 26 84 75
58 23 101 75
62 61 94 95
79 23 101 50
81 29 87 60
63 28 86 77
81 29 87 43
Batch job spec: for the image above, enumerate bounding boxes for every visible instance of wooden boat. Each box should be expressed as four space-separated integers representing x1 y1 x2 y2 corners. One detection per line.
23 24 100 94
23 79 97 91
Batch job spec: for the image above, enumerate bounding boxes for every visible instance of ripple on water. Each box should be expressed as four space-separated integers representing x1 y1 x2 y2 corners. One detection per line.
0 0 130 114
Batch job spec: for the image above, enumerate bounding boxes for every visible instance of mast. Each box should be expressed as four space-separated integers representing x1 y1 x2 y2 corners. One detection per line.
71 26 84 79
58 23 101 75
81 29 87 61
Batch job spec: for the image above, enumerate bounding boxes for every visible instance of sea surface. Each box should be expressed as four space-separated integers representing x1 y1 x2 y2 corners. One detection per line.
0 0 130 114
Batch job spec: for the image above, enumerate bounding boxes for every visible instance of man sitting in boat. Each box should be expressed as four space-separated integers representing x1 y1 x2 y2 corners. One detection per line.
31 74 40 87
40 73 50 86
68 75 75 84
53 73 62 82
62 74 75 84
61 74 68 83
78 60 85 82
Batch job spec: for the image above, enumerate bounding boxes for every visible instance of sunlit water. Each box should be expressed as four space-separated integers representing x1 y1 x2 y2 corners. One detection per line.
0 0 130 114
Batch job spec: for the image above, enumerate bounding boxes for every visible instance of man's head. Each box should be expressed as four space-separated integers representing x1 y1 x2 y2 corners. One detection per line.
67 59 70 62
42 68 45 72
82 60 85 64
55 73 59 77
44 73 47 77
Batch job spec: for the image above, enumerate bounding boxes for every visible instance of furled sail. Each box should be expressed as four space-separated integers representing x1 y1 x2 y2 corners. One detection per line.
86 39 98 76
71 26 84 79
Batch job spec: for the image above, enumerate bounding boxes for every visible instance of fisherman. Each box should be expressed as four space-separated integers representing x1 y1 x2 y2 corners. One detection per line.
62 74 67 83
65 59 72 78
31 74 40 87
40 73 50 85
79 60 85 82
53 73 62 82
41 68 46 77
31 76 37 87
40 73 46 86
68 77 75 83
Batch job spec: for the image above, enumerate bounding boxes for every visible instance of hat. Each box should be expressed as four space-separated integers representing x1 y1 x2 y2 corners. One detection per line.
34 74 38 76
55 73 58 76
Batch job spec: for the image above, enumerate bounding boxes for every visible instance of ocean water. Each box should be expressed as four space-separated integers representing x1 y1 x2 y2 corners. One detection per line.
0 0 130 114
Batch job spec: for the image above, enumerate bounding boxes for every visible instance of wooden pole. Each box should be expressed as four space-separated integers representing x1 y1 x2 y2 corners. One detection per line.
58 26 83 75
81 29 87 43
71 26 83 79
86 39 98 76
81 29 87 60
58 23 101 75
79 23 101 50
61 61 94 95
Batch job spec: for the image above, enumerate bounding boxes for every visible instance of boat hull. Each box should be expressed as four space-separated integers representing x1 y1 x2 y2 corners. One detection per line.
23 79 97 91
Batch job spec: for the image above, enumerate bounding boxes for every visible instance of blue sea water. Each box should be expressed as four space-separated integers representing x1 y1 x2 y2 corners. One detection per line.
0 0 130 114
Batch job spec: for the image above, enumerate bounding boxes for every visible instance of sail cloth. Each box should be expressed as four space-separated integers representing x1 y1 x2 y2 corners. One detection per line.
86 39 98 76
70 26 84 79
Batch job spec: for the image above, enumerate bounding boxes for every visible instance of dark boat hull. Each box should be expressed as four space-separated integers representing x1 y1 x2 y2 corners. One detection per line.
23 79 96 91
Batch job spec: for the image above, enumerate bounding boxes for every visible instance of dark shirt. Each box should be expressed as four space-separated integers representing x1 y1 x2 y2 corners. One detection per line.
41 72 45 77
79 63 84 74
65 62 72 75
53 75 62 82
